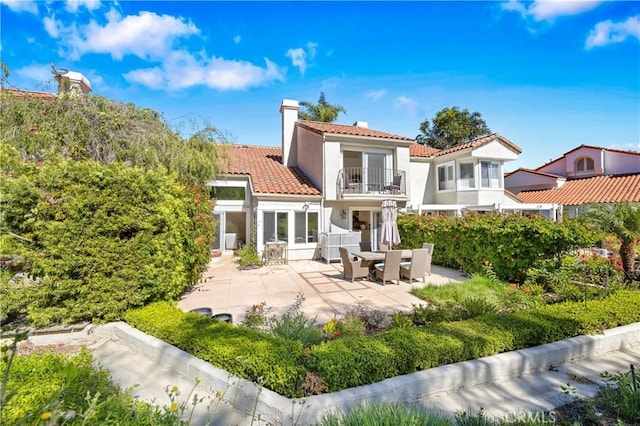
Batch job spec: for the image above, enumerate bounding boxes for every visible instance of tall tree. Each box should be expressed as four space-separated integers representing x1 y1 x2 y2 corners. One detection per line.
416 106 491 149
299 92 346 122
583 202 640 283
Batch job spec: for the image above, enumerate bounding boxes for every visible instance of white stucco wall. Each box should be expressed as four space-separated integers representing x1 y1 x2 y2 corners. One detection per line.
296 127 324 191
603 150 640 174
504 171 561 194
409 160 433 205
472 140 519 160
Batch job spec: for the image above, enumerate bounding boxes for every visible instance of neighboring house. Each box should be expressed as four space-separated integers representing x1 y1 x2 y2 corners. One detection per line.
505 145 640 217
211 99 530 260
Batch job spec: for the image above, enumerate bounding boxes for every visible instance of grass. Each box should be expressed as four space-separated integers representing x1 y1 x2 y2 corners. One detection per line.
411 274 539 311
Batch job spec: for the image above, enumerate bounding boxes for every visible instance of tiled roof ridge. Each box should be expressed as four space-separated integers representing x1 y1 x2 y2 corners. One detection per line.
2 87 57 99
432 133 522 157
505 167 564 179
296 120 414 141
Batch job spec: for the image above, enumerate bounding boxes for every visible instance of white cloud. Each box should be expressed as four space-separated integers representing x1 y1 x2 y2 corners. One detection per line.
364 89 388 101
0 0 38 15
66 0 101 13
45 10 199 60
286 41 318 75
394 96 419 116
15 63 52 83
585 15 640 49
233 35 241 44
124 50 285 91
502 0 603 22
286 47 308 75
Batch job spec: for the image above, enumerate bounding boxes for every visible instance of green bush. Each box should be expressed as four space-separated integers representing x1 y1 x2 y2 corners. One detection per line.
124 302 307 397
0 145 214 326
397 213 600 282
0 348 173 425
318 402 451 426
303 336 398 392
236 243 262 268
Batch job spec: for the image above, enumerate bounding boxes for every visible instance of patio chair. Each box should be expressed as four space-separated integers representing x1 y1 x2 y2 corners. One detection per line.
339 247 369 283
400 248 431 283
373 250 403 285
384 174 402 193
422 242 434 256
359 241 372 251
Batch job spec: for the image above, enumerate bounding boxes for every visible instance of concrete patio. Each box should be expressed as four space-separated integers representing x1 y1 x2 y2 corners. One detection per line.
178 252 466 325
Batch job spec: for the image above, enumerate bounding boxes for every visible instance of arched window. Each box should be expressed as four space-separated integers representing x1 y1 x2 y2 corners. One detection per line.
576 156 594 172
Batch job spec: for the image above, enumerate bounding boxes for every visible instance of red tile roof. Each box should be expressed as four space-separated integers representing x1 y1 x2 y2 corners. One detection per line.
409 144 441 157
505 167 563 179
220 144 321 196
434 133 522 157
516 174 640 205
3 88 57 99
297 120 414 141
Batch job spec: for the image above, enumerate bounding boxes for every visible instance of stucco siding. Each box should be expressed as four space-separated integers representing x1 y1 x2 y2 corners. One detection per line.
296 128 324 191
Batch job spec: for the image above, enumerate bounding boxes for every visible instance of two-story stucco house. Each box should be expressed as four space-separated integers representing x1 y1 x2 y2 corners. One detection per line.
505 145 640 217
211 99 528 261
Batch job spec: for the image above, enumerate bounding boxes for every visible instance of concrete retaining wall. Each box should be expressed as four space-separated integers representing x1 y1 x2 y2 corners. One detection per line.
98 321 640 425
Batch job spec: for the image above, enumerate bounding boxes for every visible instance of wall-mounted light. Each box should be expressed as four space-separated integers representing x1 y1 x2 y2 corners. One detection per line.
340 208 347 220
302 202 309 211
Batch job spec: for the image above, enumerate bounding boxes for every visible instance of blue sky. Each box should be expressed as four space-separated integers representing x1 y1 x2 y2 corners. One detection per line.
1 0 639 171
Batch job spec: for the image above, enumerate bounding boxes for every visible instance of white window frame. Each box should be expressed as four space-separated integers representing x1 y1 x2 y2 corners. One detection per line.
437 162 455 192
294 211 319 244
263 211 289 243
458 161 475 189
480 161 502 189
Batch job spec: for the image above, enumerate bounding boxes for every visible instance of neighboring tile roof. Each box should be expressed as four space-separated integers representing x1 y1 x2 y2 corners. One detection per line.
409 144 441 158
297 120 414 141
220 144 321 196
516 174 640 205
2 88 57 99
504 168 563 179
434 133 522 157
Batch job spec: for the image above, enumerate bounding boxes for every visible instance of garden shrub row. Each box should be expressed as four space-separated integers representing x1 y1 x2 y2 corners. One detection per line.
124 302 306 397
125 291 640 396
303 290 640 392
0 349 172 425
397 213 600 282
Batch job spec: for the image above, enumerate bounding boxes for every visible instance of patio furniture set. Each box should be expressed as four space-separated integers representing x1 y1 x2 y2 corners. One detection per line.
339 242 434 286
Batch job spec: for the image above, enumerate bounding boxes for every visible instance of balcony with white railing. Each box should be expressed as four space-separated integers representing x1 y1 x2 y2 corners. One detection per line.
337 167 406 198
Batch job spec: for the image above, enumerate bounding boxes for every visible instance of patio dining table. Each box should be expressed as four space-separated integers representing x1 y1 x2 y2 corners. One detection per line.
352 250 413 263
352 250 413 281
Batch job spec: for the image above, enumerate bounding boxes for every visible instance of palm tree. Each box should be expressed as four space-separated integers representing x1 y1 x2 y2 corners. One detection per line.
299 92 346 123
583 202 640 282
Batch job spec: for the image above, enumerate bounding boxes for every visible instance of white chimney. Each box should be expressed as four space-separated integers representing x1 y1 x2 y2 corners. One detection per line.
280 99 299 167
353 121 368 129
55 70 92 95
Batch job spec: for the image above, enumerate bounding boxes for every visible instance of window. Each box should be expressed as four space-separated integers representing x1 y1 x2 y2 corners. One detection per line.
295 211 318 244
459 162 475 188
210 186 245 200
437 163 455 191
263 212 288 243
576 157 594 172
481 161 501 188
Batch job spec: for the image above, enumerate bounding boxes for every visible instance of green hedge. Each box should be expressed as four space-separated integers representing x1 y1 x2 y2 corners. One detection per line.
124 292 640 396
124 302 306 397
0 144 214 326
304 290 640 392
397 213 600 282
0 349 171 425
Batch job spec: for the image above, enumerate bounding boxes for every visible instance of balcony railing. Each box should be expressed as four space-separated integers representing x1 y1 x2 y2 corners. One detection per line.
338 168 406 197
